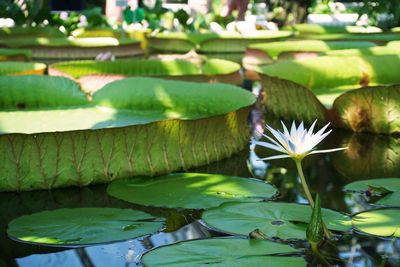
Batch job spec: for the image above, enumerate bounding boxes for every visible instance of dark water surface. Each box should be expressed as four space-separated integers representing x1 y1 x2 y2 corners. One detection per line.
1 116 400 266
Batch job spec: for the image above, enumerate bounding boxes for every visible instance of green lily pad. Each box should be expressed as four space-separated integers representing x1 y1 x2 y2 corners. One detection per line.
387 41 400 47
0 62 46 76
282 24 382 34
259 55 400 133
0 26 64 38
245 40 376 64
344 178 400 207
202 202 351 240
352 209 400 237
0 76 255 191
345 178 400 192
141 238 306 267
322 46 400 57
0 37 143 61
107 173 277 209
332 84 400 133
147 31 294 53
0 48 31 61
294 33 400 44
49 59 242 93
7 208 163 245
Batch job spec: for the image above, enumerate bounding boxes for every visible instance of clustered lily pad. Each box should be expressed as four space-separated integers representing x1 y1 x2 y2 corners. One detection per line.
48 58 242 93
258 54 400 133
281 24 383 35
243 40 377 69
0 75 255 191
0 48 31 61
0 37 143 62
107 173 277 209
147 31 294 53
7 208 163 245
0 61 46 75
141 238 306 267
352 208 400 237
202 202 352 240
345 178 400 207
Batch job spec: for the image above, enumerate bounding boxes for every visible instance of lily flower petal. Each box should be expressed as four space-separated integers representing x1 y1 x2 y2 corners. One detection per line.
309 147 348 155
251 120 348 162
251 140 287 154
258 154 293 161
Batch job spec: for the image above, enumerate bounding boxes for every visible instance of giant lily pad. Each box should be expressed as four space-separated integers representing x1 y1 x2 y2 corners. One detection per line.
387 41 400 47
7 208 163 245
202 202 351 240
0 62 46 75
0 37 143 62
332 133 400 180
344 178 400 207
243 40 377 69
141 238 306 267
294 33 400 45
282 24 382 35
48 59 242 93
0 48 31 61
352 209 400 237
322 46 400 57
147 31 294 53
0 26 64 38
107 173 277 209
0 75 255 191
259 55 400 133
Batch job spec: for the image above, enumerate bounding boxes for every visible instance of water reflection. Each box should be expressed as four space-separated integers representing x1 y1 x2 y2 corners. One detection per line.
1 116 400 266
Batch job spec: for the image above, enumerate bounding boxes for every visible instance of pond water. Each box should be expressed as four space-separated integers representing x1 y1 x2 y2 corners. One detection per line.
1 110 400 266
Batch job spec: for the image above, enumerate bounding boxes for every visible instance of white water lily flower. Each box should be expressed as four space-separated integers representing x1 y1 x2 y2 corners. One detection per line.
252 120 347 161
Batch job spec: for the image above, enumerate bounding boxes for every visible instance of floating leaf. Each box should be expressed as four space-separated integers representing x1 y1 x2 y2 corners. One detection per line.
107 173 277 209
7 208 163 245
0 62 46 75
322 46 400 57
0 26 64 38
49 59 242 93
244 40 376 68
0 76 255 191
0 48 31 61
259 55 400 133
332 85 400 133
141 238 306 267
344 178 400 207
282 24 382 34
0 37 143 61
202 202 351 240
294 33 400 44
352 209 400 237
147 31 293 53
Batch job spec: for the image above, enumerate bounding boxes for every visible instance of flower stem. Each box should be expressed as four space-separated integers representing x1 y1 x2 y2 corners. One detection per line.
294 159 332 239
294 159 315 208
